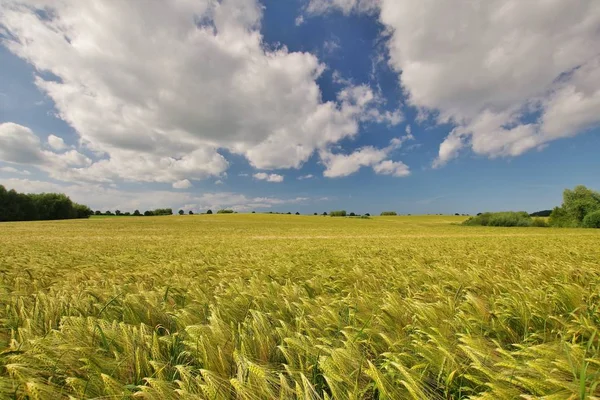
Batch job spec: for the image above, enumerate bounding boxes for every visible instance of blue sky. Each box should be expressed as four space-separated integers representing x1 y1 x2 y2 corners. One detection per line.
1 0 599 214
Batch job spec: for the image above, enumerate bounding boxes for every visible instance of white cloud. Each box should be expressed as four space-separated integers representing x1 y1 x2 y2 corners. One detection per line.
215 179 224 185
253 172 284 183
0 123 92 177
372 160 410 177
308 0 600 166
298 174 314 180
0 166 31 175
295 15 305 26
319 135 410 178
0 0 396 185
173 179 192 189
323 39 341 54
47 134 68 151
306 0 379 15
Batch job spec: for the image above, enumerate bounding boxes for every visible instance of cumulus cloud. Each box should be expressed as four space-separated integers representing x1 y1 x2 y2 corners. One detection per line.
253 172 284 183
307 0 600 166
0 0 398 187
320 136 410 178
47 135 68 151
298 174 314 180
172 179 192 189
0 123 92 177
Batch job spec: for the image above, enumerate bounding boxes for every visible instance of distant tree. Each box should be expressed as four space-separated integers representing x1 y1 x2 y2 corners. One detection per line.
550 185 600 227
143 210 153 216
206 209 213 214
330 210 346 217
380 211 397 216
349 212 356 217
95 210 102 215
217 209 234 214
189 210 194 215
477 212 482 216
105 211 114 215
314 212 318 215
365 213 370 217
252 211 256 213
295 212 300 215
133 210 141 216
454 213 460 216
178 210 184 215
124 211 131 216
323 212 328 216
530 210 552 217
583 210 600 228
115 210 122 216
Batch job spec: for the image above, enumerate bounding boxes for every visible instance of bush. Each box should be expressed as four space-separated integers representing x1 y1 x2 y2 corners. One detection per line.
380 211 397 216
133 210 141 216
463 212 533 227
330 210 346 217
143 210 154 216
531 218 549 227
217 209 234 214
364 213 370 217
206 209 213 214
178 210 184 215
349 212 356 217
530 210 552 217
582 210 600 228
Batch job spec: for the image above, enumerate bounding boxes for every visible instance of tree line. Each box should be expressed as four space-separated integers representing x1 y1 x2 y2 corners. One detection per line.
0 185 92 222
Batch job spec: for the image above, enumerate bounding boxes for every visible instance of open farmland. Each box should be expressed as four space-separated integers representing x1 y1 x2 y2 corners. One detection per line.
1 215 600 399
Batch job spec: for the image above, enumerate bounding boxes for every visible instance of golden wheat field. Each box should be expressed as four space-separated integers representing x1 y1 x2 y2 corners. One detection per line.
1 214 600 399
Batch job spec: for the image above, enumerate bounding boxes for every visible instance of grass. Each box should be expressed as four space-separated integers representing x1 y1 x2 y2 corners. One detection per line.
1 214 599 399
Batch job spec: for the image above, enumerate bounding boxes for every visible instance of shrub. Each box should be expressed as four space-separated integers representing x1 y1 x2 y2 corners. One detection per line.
95 210 102 215
349 212 356 217
463 211 533 227
531 218 549 227
323 212 328 216
178 210 184 215
206 209 213 214
364 213 370 217
330 210 346 217
217 209 234 214
582 210 600 228
380 211 397 216
189 211 194 215
295 212 300 215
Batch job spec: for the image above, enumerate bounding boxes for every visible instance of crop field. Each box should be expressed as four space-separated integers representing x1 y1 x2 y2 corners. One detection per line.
1 214 600 399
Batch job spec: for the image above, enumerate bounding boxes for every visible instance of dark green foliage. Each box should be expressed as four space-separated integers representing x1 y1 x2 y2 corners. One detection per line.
143 211 154 216
349 212 356 217
206 209 213 214
582 210 600 228
530 210 552 217
105 211 114 215
295 212 300 215
314 213 318 215
133 210 141 216
178 210 184 215
95 210 102 215
217 209 234 214
330 210 347 217
153 208 173 216
323 212 328 216
364 213 370 217
189 210 194 215
0 184 92 222
124 212 131 216
549 185 600 227
380 211 397 216
115 210 122 216
463 211 534 227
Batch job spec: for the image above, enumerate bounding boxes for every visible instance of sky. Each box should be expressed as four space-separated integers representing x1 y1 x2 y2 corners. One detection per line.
1 0 599 215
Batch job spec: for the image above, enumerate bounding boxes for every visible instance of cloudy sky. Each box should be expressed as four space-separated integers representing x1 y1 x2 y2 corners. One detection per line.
1 0 599 214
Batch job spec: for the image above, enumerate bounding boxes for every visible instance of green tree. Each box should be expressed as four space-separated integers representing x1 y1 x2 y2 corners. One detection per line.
178 210 184 215
206 209 213 214
133 210 141 216
550 185 600 227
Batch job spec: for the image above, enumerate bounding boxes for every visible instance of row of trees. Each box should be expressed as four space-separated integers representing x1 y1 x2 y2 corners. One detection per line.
0 185 92 222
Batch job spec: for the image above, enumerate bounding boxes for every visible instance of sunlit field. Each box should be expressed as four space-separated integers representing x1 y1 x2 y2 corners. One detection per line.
1 215 599 399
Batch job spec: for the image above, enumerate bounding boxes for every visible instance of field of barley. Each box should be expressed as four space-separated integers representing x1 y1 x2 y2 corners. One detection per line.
1 214 599 399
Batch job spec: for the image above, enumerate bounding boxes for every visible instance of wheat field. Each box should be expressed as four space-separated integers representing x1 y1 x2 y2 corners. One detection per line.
1 214 599 399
